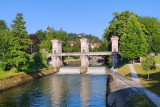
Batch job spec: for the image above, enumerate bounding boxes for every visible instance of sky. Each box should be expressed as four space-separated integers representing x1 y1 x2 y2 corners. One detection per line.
1 0 160 39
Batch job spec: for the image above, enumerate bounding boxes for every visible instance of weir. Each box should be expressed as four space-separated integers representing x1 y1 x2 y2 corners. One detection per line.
48 36 120 73
57 66 107 75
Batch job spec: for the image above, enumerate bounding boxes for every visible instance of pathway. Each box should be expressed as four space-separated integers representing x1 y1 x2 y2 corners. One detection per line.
129 64 160 107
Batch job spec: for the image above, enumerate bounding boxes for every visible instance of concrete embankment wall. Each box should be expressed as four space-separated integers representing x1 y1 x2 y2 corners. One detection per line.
106 72 142 107
0 68 56 92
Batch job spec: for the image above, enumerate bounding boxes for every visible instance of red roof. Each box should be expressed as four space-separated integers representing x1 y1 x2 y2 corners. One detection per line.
69 41 76 44
89 43 101 46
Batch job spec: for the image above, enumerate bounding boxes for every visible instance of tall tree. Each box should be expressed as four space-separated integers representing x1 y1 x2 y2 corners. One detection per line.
0 20 9 60
138 17 160 54
35 29 46 41
0 20 7 30
119 16 148 63
27 34 41 54
4 13 32 71
103 10 137 41
40 28 70 53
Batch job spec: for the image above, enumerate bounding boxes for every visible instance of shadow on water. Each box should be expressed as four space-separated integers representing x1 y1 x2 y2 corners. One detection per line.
0 74 108 107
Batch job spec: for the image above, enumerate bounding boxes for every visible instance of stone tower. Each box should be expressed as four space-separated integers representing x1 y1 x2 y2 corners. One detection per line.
80 38 89 73
51 39 62 70
80 38 89 53
111 36 119 67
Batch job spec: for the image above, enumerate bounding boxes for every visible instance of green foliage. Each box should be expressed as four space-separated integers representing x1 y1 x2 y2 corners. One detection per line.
67 33 102 43
68 33 79 41
120 16 148 60
84 34 102 43
141 55 156 80
138 17 160 53
0 13 32 72
98 42 109 51
40 28 70 53
103 10 137 42
28 51 48 71
0 20 8 30
35 29 46 40
27 34 41 54
0 29 11 60
71 41 81 52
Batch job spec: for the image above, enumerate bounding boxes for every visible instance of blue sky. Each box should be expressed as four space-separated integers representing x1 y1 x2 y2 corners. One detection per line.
1 0 160 39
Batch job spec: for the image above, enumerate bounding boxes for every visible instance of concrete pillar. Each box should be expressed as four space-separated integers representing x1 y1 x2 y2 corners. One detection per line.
80 38 89 73
111 36 119 67
51 39 62 71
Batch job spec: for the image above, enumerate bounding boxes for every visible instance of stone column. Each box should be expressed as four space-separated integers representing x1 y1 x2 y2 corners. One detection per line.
51 39 62 71
80 38 89 73
111 36 119 68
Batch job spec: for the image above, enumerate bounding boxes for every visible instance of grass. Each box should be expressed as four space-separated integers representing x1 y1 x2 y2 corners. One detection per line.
117 64 132 80
154 55 160 64
64 57 81 62
134 64 160 96
0 68 25 79
127 94 156 107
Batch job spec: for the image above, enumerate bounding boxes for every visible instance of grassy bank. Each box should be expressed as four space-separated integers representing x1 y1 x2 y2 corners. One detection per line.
117 64 132 80
154 55 160 64
0 69 25 79
134 64 160 96
127 94 156 107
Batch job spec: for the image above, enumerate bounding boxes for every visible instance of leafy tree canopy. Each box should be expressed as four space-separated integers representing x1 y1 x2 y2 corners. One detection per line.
0 20 8 30
138 17 160 53
1 13 32 71
40 28 70 53
35 29 46 41
103 10 138 42
27 34 41 54
119 16 148 61
141 55 156 80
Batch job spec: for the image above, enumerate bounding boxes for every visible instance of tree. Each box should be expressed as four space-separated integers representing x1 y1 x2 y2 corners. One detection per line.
0 20 9 60
35 29 46 41
40 28 70 53
138 17 160 54
0 20 7 30
141 55 156 80
27 34 41 54
119 16 148 63
4 13 32 71
103 10 138 42
71 41 81 52
68 33 79 41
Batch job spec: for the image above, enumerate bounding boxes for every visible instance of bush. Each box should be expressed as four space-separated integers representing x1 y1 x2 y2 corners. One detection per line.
28 51 48 71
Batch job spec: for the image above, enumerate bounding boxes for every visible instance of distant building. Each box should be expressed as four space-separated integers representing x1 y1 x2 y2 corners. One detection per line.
77 33 85 37
69 41 76 47
46 26 51 32
89 43 101 49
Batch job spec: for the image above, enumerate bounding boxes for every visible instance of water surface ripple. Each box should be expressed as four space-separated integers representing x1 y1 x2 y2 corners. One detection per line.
0 74 107 107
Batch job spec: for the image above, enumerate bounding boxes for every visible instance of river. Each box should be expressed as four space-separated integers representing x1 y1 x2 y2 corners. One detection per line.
0 73 107 106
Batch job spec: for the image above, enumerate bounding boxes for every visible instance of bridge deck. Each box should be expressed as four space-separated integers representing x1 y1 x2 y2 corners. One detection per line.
48 52 112 57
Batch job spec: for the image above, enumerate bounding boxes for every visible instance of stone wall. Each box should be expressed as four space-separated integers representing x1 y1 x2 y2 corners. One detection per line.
0 68 57 92
106 74 142 107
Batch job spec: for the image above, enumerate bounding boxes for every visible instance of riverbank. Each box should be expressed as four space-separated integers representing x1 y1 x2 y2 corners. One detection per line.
0 68 58 92
106 72 156 107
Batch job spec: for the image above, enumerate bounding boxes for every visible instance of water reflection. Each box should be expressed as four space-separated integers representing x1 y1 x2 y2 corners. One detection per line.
80 75 90 107
0 74 107 107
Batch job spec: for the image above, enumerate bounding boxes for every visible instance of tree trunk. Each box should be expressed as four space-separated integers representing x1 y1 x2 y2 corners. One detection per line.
148 71 149 80
132 58 135 64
